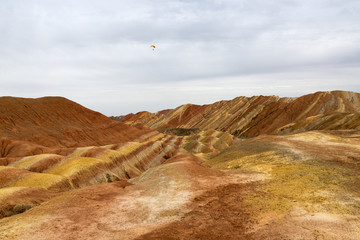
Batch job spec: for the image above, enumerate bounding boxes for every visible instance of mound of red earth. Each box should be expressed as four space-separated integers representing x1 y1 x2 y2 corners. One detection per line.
122 91 360 137
0 97 153 157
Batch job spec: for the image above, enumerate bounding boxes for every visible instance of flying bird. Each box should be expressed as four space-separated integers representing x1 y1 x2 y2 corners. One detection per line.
150 45 156 50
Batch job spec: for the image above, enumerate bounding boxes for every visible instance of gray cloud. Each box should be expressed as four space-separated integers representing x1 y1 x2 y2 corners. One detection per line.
0 0 359 115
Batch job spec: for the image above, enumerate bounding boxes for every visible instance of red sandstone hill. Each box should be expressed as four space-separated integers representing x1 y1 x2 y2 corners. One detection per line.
122 91 360 137
0 97 152 157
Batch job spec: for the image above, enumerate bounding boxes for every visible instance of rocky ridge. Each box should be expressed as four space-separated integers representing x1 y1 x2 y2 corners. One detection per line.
123 91 360 137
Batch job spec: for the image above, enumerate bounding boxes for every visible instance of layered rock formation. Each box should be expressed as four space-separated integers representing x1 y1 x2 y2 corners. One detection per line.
1 130 360 239
1 92 360 239
123 91 360 137
0 97 236 221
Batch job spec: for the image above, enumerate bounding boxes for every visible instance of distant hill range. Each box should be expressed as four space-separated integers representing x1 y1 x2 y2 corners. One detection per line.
122 91 360 137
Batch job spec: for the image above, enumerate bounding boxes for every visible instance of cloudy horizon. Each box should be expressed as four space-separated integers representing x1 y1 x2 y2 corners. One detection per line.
1 0 360 116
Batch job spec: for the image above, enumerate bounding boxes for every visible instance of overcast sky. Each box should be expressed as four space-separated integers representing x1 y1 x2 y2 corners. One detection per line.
1 0 359 115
